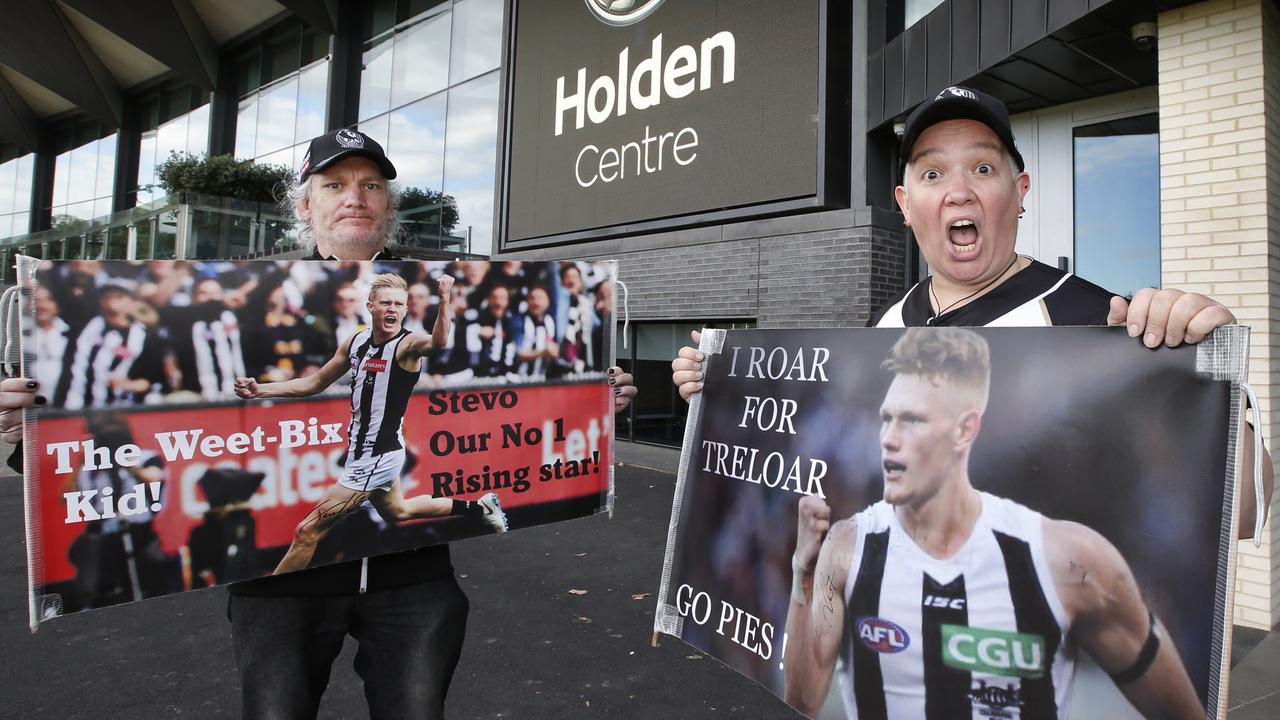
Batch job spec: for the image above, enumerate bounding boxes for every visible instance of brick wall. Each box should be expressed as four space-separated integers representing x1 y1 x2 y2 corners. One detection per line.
496 208 908 328
1159 0 1279 629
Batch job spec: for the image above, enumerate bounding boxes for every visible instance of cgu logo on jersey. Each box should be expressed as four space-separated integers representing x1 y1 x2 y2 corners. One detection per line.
584 0 667 27
362 358 389 373
856 617 910 654
941 625 1045 678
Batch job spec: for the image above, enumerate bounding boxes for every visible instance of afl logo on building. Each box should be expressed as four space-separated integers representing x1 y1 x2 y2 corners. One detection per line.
856 617 911 654
584 0 666 26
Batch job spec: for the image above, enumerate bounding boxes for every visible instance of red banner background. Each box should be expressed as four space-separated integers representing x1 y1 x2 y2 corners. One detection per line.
33 384 613 584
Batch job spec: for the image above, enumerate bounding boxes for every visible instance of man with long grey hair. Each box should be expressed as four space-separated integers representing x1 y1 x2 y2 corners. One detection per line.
281 127 403 260
231 128 468 720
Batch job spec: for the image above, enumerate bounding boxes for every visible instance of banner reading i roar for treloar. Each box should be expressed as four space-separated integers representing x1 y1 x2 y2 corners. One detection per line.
655 325 1254 720
17 257 616 629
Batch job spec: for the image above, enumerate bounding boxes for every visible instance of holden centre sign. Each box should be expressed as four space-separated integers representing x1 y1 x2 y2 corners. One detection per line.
500 0 846 248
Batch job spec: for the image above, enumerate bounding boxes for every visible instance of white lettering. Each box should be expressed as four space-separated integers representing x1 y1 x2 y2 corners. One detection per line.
552 32 736 136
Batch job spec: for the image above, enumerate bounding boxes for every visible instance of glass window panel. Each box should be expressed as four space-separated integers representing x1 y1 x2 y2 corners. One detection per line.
186 103 211 154
632 322 704 446
391 12 451 110
85 230 104 259
137 132 158 195
255 77 300 156
389 93 447 194
258 147 293 170
157 116 187 163
0 215 11 239
57 200 95 223
52 151 71 207
96 134 117 201
235 98 258 159
296 61 329 144
235 55 261 98
138 97 160 132
11 212 28 237
163 88 189 123
360 36 394 121
358 114 391 150
135 221 153 259
365 0 397 40
0 158 15 214
14 155 33 213
302 29 328 66
67 144 99 204
293 141 309 172
401 0 449 24
1073 116 1161 297
106 226 129 259
93 198 113 219
450 0 503 85
443 71 499 255
265 34 302 84
153 211 178 259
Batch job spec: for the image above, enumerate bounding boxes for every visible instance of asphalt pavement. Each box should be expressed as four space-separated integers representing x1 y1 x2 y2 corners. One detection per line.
0 441 1276 718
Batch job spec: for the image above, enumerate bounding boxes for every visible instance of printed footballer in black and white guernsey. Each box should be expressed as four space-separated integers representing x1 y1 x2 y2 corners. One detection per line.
345 326 417 468
235 272 508 576
782 329 1204 720
840 493 1072 719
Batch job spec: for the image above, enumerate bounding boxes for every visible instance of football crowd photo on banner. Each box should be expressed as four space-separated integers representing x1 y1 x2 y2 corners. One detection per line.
654 325 1249 720
18 258 616 626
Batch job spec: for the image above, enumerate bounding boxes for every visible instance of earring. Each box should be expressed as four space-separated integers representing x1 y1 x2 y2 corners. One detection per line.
1018 206 1025 219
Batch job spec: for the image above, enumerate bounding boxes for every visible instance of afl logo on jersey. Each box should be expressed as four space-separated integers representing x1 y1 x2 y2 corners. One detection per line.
362 358 389 373
856 617 910 653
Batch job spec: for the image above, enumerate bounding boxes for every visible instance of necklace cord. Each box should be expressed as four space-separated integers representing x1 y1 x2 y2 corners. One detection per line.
927 254 1021 324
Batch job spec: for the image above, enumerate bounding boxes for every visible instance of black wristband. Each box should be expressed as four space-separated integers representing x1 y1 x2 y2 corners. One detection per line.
1110 610 1160 686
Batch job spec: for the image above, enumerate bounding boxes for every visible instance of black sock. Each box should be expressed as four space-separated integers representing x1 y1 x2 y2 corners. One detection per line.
451 499 480 516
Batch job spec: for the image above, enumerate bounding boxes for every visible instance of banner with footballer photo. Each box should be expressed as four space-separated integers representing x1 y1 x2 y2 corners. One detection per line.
16 257 617 628
654 325 1253 720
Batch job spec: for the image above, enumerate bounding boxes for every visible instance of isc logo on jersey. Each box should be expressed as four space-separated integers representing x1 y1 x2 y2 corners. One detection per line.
856 617 910 653
941 625 1045 678
363 358 389 373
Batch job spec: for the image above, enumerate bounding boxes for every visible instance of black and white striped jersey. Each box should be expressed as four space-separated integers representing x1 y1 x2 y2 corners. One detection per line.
871 260 1113 328
167 305 246 400
838 492 1074 720
467 310 517 378
345 327 418 463
61 318 165 409
515 313 557 379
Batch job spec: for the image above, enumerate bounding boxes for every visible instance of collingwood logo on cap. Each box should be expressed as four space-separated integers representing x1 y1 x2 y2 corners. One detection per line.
584 0 666 26
335 129 365 148
938 86 977 102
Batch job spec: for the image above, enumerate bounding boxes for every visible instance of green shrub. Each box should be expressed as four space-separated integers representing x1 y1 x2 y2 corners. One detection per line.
155 152 295 204
398 186 459 235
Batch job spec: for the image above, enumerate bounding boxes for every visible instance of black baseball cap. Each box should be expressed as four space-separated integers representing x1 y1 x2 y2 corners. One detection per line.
299 128 397 182
899 86 1025 179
